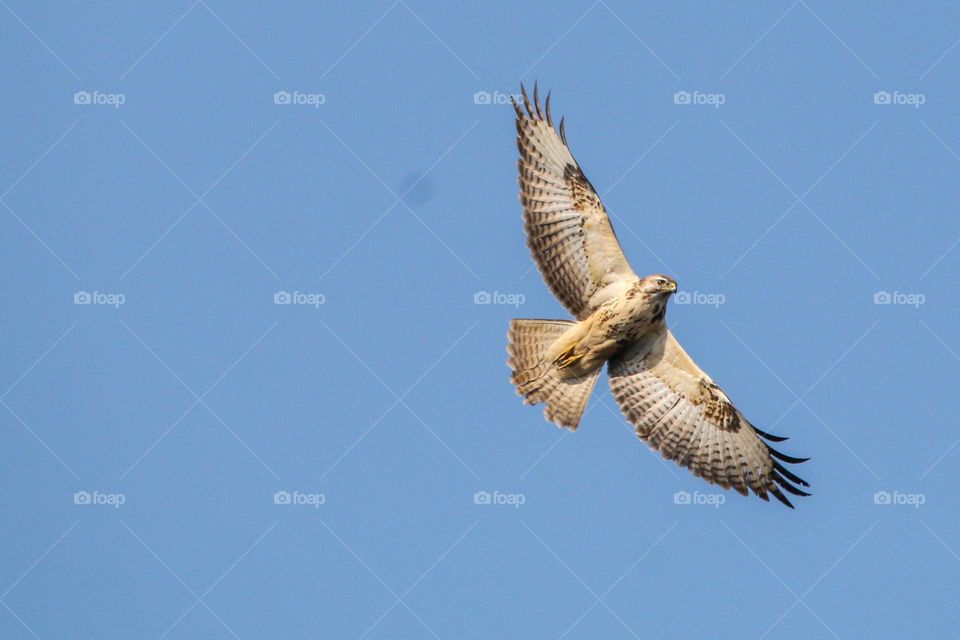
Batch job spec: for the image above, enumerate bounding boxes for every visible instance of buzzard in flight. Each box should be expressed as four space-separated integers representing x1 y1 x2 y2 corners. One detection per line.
507 84 810 507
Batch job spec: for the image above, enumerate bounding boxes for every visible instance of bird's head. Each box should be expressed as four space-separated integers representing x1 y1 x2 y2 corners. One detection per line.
640 274 678 297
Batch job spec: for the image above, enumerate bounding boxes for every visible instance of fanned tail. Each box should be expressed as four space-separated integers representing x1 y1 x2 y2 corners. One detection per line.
507 319 600 430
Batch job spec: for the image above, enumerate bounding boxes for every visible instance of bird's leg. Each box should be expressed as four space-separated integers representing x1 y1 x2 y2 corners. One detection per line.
553 342 584 369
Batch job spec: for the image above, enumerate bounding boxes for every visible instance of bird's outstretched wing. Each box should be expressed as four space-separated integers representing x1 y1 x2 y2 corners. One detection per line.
514 83 637 320
608 328 810 507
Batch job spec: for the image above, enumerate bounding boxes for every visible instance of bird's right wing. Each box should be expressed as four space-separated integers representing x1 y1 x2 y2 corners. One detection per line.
514 84 638 320
608 327 810 507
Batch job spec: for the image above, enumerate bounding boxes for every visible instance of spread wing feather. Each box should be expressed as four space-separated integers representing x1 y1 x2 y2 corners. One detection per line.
608 328 810 507
514 83 637 320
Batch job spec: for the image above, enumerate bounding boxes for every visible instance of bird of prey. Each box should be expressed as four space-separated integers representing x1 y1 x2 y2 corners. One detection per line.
506 84 810 507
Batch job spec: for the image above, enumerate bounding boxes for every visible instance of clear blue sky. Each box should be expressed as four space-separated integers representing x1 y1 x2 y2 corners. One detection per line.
2 2 960 638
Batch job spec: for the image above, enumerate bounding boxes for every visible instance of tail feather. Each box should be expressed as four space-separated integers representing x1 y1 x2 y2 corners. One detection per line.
507 319 600 430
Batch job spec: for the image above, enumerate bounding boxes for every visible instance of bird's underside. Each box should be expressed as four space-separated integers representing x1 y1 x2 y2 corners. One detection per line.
506 83 810 508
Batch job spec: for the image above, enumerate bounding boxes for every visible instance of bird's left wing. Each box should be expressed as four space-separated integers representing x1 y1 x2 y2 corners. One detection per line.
608 328 810 507
514 84 637 320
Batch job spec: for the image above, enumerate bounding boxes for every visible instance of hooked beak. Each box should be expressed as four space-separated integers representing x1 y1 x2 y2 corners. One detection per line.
669 281 678 294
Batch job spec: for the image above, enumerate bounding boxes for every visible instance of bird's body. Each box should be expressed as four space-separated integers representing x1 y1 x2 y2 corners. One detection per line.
506 84 810 508
547 275 675 380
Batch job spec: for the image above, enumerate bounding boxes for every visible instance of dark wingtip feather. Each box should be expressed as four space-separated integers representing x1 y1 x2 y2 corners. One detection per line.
769 447 811 465
753 426 788 442
770 488 795 509
559 116 567 144
533 81 543 118
773 460 810 488
775 472 812 497
545 91 553 127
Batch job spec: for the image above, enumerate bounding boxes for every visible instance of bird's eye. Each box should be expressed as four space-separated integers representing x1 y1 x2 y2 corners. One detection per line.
656 279 666 287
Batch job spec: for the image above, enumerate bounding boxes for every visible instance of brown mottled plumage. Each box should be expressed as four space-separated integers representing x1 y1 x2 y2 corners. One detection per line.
506 83 810 508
